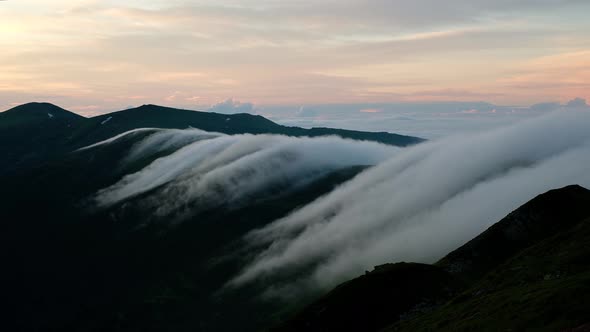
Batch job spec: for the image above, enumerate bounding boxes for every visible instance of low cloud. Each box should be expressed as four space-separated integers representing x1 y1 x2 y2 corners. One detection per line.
88 108 590 301
231 109 590 298
270 101 542 139
208 98 255 114
359 108 383 113
566 97 588 108
94 132 399 218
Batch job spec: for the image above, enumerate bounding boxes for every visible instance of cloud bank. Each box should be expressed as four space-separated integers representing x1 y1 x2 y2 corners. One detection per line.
268 99 590 139
89 108 590 300
94 132 399 219
208 98 256 114
230 109 590 298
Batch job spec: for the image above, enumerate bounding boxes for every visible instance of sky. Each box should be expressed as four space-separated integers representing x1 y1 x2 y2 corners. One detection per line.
1 0 589 114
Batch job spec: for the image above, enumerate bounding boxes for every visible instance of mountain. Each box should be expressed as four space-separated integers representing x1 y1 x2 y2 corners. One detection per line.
273 185 590 332
0 102 84 124
1 103 421 332
0 102 86 174
73 104 423 147
0 127 371 331
4 102 586 332
0 102 423 177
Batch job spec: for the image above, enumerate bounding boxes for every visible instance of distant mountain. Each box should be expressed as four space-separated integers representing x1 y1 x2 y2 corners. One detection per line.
0 102 423 176
273 185 590 332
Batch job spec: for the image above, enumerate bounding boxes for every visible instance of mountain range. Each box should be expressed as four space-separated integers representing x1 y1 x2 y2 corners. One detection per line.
0 102 422 177
1 102 588 332
0 102 421 331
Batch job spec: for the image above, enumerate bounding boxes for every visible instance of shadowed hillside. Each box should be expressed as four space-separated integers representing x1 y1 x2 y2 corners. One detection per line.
0 102 86 174
0 106 404 332
273 185 590 332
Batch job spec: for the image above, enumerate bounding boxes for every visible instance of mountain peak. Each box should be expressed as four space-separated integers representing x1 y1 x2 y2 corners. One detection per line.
2 102 85 122
135 104 162 110
0 102 86 140
6 102 66 113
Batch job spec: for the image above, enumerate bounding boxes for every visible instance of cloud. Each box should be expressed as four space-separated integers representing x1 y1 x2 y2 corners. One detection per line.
295 106 318 118
86 107 590 301
567 97 588 108
208 98 256 114
269 101 544 139
229 109 590 298
122 128 223 164
2 1 590 109
76 128 163 151
359 108 382 113
530 102 561 112
93 132 399 219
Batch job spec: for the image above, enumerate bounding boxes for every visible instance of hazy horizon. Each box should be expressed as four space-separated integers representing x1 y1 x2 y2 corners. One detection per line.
4 97 588 139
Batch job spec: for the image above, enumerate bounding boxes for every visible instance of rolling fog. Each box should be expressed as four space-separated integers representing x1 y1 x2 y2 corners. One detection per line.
91 108 590 299
93 132 399 217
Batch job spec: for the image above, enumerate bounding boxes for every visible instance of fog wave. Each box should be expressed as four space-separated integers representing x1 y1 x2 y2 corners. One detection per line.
94 132 400 217
89 110 590 299
232 110 590 297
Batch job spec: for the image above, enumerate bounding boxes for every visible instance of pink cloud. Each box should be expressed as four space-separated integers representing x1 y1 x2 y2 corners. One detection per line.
359 108 383 113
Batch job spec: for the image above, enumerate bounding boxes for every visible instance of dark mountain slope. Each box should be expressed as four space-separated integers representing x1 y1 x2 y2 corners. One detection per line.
391 214 590 331
0 102 421 331
2 164 370 332
0 123 372 332
0 102 87 175
273 263 464 332
437 184 590 281
273 185 590 332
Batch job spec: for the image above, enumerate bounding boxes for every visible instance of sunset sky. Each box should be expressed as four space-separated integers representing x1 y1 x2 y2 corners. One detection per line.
1 0 589 114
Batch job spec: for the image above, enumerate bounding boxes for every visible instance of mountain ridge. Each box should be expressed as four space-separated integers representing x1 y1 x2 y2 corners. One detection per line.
1 102 422 143
0 102 423 177
1 102 85 119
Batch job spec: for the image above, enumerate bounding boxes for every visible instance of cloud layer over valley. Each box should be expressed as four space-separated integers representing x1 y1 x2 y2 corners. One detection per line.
93 131 399 219
89 108 590 300
231 108 590 297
